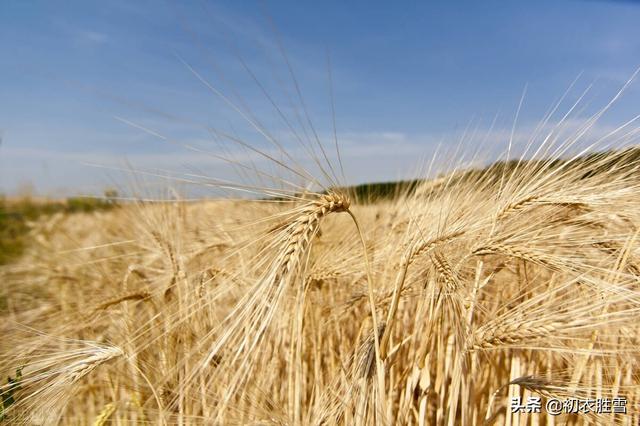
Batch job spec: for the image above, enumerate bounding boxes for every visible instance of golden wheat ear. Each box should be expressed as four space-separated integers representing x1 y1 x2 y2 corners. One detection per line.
0 338 123 425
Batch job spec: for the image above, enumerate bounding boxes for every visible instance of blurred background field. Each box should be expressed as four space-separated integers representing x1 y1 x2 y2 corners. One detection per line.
0 191 118 265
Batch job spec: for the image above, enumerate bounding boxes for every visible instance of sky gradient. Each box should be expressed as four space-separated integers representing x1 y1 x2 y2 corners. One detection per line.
1 0 640 196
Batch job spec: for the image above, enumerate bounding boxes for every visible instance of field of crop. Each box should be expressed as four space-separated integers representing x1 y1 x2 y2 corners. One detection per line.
2 135 640 424
6 1 640 423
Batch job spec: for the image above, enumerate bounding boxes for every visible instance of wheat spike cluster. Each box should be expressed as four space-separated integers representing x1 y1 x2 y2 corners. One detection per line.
2 58 640 426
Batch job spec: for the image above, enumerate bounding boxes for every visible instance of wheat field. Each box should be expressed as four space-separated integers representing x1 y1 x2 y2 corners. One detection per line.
2 61 640 425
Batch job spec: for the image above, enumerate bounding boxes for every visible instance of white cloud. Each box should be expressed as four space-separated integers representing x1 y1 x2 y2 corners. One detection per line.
2 113 639 197
81 31 109 44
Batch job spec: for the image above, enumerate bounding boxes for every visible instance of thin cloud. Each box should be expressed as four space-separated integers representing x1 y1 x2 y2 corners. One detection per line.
80 30 109 45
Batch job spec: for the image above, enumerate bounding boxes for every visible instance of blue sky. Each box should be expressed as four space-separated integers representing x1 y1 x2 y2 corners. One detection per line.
1 0 640 196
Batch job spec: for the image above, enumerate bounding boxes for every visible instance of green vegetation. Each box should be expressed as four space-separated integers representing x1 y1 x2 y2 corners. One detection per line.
347 179 422 203
347 146 640 203
0 367 22 421
0 193 118 265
